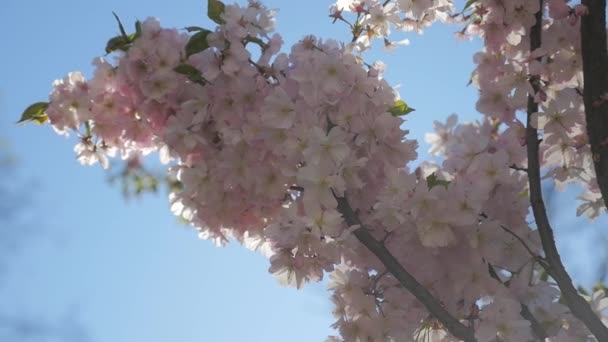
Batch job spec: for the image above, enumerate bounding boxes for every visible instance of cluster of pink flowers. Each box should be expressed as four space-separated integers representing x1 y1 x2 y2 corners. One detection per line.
466 0 602 220
333 0 602 219
330 0 455 51
34 0 608 341
327 0 607 341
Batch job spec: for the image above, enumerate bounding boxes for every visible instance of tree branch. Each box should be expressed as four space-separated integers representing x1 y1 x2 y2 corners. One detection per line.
509 164 528 173
333 193 476 342
520 304 548 341
487 264 548 341
527 1 608 339
581 0 608 211
498 224 542 261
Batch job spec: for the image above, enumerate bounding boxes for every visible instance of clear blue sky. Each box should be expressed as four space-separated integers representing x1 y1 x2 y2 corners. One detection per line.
0 1 606 341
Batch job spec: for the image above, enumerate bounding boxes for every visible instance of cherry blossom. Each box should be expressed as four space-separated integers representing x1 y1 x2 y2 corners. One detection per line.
19 0 608 340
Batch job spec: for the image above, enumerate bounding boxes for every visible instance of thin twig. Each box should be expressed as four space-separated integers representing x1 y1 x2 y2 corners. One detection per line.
498 224 542 261
479 212 541 261
509 164 528 173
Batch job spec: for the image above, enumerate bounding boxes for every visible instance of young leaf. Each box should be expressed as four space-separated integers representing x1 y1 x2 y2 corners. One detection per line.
540 269 549 282
105 18 141 54
466 70 474 86
184 26 206 32
185 29 212 57
174 64 206 85
112 12 128 39
134 20 142 39
463 0 477 11
388 100 415 117
208 0 226 25
17 102 49 125
426 172 450 190
105 35 129 54
174 64 199 75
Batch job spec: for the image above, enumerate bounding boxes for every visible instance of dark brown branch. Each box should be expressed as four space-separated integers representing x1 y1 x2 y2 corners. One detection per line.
520 304 548 340
289 185 304 192
333 193 476 342
581 0 608 211
509 164 528 173
527 2 608 339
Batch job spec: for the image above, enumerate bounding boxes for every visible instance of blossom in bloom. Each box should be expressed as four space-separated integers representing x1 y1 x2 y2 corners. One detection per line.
425 113 458 156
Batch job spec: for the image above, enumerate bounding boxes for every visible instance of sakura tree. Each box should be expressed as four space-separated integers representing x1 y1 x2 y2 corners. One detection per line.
18 0 608 340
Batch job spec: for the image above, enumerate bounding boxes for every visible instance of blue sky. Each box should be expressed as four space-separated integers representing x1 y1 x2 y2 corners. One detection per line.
1 0 606 341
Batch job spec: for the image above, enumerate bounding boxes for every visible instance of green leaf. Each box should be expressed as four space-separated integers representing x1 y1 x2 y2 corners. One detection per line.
105 15 141 54
174 64 206 85
352 21 363 38
388 100 415 117
463 0 477 11
184 26 206 32
593 283 607 294
208 0 226 25
426 172 450 190
112 12 128 39
105 35 130 54
85 121 92 136
185 29 212 57
18 102 49 125
134 20 142 39
577 286 589 296
174 64 199 75
466 69 476 87
168 178 183 192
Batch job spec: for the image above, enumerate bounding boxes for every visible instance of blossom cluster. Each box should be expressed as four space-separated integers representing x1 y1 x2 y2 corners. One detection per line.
330 0 455 51
465 0 602 220
333 0 603 219
27 0 608 341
